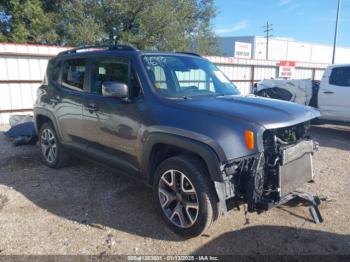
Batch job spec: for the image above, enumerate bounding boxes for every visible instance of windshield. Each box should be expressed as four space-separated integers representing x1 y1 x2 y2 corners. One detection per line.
142 55 240 98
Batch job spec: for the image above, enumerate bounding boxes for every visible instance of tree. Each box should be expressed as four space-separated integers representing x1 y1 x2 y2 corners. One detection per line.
0 0 58 43
94 0 219 54
0 0 218 54
0 11 9 41
58 0 105 45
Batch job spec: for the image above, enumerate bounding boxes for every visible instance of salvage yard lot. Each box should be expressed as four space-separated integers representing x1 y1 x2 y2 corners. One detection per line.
0 124 349 255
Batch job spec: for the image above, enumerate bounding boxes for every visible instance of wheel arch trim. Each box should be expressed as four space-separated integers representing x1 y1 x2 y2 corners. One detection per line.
142 132 224 184
34 108 62 140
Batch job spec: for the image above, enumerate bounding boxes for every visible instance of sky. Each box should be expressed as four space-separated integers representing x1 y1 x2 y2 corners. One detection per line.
213 0 350 47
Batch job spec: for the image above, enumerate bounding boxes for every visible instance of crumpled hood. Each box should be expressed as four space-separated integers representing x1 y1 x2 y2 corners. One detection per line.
173 95 320 130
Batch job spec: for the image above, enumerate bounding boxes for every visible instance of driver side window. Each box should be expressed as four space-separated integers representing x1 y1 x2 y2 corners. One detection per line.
90 57 141 98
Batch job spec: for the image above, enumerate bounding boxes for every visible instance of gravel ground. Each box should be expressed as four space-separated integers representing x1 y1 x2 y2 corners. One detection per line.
0 124 349 256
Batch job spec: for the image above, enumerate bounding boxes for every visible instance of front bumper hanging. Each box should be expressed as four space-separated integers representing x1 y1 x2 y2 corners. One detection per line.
258 191 324 224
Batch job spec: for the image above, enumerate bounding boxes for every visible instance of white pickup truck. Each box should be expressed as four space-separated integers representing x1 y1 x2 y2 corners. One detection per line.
255 64 350 123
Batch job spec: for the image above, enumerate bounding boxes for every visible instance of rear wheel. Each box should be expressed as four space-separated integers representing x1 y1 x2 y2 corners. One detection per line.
153 155 218 238
39 122 70 168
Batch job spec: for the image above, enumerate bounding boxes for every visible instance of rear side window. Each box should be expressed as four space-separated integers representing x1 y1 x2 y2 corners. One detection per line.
329 67 350 87
90 57 141 98
51 61 61 83
62 59 87 90
43 60 60 85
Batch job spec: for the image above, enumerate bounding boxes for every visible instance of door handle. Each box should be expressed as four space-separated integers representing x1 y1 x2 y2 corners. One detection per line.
50 97 61 104
323 91 334 94
86 104 98 113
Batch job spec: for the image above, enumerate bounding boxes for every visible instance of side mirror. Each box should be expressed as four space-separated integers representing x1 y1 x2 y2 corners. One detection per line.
102 81 128 99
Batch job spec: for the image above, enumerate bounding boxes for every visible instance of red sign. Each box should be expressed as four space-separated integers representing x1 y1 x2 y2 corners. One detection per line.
279 61 296 67
279 61 296 78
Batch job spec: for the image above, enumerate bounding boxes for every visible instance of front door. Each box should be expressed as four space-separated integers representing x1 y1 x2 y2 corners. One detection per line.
82 56 143 174
318 66 350 122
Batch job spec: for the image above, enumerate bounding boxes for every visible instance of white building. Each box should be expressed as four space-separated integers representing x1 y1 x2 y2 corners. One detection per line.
219 36 350 64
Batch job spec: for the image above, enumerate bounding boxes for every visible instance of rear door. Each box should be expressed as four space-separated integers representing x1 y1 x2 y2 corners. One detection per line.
318 66 350 122
52 58 88 147
81 55 143 174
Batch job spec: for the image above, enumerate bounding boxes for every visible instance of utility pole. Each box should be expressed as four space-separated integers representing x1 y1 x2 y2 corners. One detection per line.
332 0 341 64
264 22 273 60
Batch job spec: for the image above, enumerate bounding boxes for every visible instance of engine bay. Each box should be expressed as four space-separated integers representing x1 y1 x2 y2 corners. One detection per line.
223 121 320 217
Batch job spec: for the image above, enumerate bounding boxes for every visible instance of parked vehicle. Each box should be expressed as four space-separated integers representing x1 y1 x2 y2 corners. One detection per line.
255 64 350 123
34 45 322 238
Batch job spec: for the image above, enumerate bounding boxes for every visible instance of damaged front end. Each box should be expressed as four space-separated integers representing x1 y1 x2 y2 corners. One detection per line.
220 121 323 223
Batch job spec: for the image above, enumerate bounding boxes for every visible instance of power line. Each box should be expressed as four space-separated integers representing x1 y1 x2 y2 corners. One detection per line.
263 22 273 60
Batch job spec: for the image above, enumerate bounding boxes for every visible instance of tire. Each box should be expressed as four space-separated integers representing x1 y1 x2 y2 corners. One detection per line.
153 155 218 238
39 122 70 169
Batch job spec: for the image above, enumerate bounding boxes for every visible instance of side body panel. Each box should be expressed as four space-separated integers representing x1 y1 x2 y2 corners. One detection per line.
53 87 84 143
82 93 144 174
81 55 144 175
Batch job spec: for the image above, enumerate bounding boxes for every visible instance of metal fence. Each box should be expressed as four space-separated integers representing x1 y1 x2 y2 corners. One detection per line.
206 56 327 95
0 43 329 124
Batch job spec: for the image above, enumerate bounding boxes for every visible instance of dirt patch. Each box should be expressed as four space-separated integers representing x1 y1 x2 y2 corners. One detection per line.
0 194 8 211
0 154 42 171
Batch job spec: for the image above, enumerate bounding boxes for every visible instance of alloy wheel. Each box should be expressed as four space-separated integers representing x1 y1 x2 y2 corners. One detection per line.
40 128 57 164
158 170 199 228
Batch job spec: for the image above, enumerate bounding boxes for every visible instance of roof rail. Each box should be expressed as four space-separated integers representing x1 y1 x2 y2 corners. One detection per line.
57 44 137 56
176 51 201 57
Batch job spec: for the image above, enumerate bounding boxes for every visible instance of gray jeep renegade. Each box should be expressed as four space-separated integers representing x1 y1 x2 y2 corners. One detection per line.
34 45 322 238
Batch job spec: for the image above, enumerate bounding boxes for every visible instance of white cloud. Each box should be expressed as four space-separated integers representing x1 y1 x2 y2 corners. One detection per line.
278 0 299 13
278 0 292 6
216 20 248 35
287 4 299 12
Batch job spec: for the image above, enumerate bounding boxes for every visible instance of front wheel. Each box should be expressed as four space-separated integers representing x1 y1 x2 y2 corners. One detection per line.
153 155 218 238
